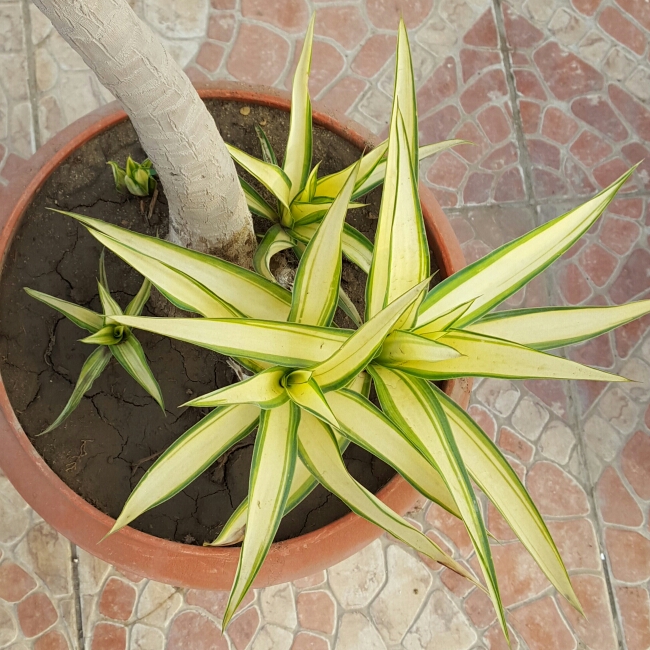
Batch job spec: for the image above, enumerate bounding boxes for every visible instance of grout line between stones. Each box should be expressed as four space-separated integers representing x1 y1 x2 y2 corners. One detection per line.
492 0 536 212
70 544 86 650
20 0 42 151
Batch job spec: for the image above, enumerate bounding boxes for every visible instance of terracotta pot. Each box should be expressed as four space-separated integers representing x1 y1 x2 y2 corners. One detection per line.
0 82 470 589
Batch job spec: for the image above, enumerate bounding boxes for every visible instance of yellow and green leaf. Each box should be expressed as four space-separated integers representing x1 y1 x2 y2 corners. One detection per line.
24 288 103 333
253 224 295 283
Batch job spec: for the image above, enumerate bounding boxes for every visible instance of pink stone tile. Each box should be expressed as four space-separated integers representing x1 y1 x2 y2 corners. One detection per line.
285 39 345 96
547 519 601 571
527 139 561 170
488 502 517 543
615 311 650 358
494 167 525 202
227 24 290 85
520 101 541 134
597 466 644 526
460 69 508 114
185 66 211 83
351 34 396 78
565 158 597 195
211 0 235 7
606 529 650 582
426 151 467 189
186 589 254 619
616 0 650 31
542 107 579 144
594 157 633 188
297 591 336 634
460 48 501 83
484 623 519 650
419 106 461 144
440 566 475 598
503 5 544 48
321 77 367 115
196 42 225 73
293 570 326 590
610 249 650 303
454 122 489 163
513 69 547 101
98 578 136 622
579 243 618 287
527 462 590 516
511 597 576 650
91 623 127 650
366 0 433 29
207 13 235 42
228 607 259 650
468 404 496 440
573 0 602 15
609 84 650 141
464 172 493 204
570 131 613 167
610 197 644 220
464 588 496 628
558 575 617 650
571 96 629 141
477 106 511 144
241 0 309 32
600 217 640 255
491 543 549 607
17 592 57 638
0 562 36 602
499 427 534 463
426 503 473 558
621 431 650 499
34 629 69 650
557 263 592 304
168 612 228 650
532 168 568 199
533 43 604 101
315 5 367 49
622 143 650 189
599 7 646 55
616 586 650 650
463 8 498 47
417 57 458 115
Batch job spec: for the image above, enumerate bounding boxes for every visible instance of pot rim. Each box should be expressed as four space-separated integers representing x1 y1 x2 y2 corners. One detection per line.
0 81 470 589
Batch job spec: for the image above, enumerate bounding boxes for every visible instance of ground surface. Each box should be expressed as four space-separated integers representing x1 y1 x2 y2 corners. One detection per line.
0 0 649 649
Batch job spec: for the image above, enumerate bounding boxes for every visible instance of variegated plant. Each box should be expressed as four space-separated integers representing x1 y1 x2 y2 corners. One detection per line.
25 251 164 434
107 155 157 197
228 15 465 325
40 19 649 641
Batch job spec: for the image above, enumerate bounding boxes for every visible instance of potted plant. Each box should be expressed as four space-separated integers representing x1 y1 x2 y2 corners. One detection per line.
0 1 647 641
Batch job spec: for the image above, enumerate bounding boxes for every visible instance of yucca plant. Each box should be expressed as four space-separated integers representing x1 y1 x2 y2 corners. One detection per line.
25 251 164 434
36 19 650 641
107 155 157 197
228 16 464 324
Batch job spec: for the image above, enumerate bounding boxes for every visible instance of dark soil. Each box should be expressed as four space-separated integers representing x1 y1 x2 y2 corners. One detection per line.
0 100 409 545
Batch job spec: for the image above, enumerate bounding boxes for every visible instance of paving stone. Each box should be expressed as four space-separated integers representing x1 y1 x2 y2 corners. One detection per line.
426 503 473 558
291 632 328 650
477 106 511 144
296 591 335 635
558 575 617 650
77 548 110 595
46 31 87 71
33 629 70 650
91 622 127 650
416 57 458 115
136 582 182 628
328 539 385 609
491 543 549 607
527 461 590 516
579 30 612 66
464 589 496 629
621 430 650 498
167 612 228 650
207 13 235 42
599 388 640 436
403 590 477 650
227 24 290 85
625 66 650 102
229 606 260 650
143 0 208 38
511 396 549 440
260 584 296 630
548 7 588 45
460 48 501 84
17 592 58 638
510 597 576 650
98 577 136 622
427 151 468 189
335 612 386 650
606 529 650 582
58 71 102 124
463 8 498 47
130 623 164 650
15 522 71 596
320 77 368 115
38 94 66 145
467 405 496 441
601 216 640 255
547 519 600 570
252 624 293 650
537 420 575 464
292 571 326 591
499 426 534 463
459 69 508 114
616 586 650 650
196 42 224 73
35 47 58 93
370 545 431 644
351 35 396 79
0 602 17 646
315 6 367 49
0 562 37 602
476 379 520 417
584 414 623 464
520 100 541 133
30 4 53 45
483 622 518 650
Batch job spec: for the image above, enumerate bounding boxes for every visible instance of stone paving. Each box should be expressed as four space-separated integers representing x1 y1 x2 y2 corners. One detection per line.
0 0 649 648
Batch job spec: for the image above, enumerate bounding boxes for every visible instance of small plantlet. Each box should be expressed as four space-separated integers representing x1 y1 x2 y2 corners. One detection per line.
33 16 650 642
25 251 164 434
107 155 157 197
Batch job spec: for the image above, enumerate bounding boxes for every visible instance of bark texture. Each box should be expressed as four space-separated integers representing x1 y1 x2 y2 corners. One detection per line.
32 0 255 267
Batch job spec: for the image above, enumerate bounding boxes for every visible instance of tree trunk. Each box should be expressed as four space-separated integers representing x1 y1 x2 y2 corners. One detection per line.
32 0 255 268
